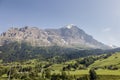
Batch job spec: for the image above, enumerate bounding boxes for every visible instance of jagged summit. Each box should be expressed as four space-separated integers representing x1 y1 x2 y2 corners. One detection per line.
0 25 111 49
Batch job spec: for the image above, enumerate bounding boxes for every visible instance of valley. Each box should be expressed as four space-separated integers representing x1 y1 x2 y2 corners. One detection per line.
0 42 120 80
1 0 120 80
0 52 120 80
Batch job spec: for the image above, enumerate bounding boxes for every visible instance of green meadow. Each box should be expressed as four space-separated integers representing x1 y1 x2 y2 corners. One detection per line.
1 52 120 80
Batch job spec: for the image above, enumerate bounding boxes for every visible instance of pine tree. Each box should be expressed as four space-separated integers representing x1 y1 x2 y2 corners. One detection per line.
89 68 97 80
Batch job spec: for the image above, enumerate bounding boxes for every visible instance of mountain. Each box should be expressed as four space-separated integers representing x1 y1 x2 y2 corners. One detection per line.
0 24 110 49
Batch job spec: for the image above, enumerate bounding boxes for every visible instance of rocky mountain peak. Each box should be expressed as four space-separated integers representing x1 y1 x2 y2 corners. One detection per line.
0 25 111 49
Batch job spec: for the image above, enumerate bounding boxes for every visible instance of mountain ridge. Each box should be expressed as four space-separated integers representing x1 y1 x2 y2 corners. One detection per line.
0 25 111 49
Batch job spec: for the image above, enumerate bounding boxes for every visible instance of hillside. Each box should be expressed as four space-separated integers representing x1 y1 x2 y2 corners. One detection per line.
0 42 120 80
89 52 120 68
0 42 111 62
0 49 120 80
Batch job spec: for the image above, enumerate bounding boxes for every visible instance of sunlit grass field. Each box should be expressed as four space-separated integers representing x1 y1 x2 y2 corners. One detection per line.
90 52 120 68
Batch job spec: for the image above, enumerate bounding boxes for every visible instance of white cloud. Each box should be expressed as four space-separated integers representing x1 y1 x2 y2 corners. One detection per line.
102 27 111 32
106 36 120 47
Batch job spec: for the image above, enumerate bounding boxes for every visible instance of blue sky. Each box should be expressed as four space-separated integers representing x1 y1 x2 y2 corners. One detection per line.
0 0 120 46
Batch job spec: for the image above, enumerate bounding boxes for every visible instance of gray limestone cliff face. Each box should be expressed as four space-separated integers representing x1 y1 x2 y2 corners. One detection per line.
0 25 110 49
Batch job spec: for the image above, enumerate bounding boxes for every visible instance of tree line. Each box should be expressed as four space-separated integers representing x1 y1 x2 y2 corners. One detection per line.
0 42 118 63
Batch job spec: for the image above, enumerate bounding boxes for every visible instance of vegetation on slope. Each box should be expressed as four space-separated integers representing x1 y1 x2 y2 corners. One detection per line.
90 52 120 69
0 42 114 63
0 42 120 80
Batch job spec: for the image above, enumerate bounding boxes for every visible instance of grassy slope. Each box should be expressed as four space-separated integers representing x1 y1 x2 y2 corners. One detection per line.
1 52 120 80
49 53 120 80
89 52 120 68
